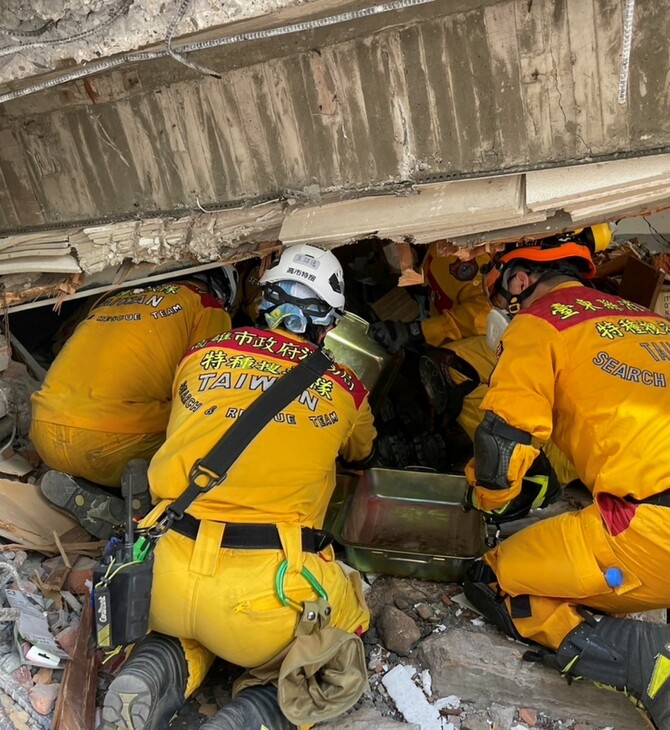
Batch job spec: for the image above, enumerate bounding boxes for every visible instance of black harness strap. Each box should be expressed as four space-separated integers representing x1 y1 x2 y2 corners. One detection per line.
165 346 333 523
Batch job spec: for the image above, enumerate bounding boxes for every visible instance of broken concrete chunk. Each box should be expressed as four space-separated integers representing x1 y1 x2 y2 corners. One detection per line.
489 702 516 730
381 665 441 729
417 628 647 728
377 605 421 657
32 667 53 685
415 603 435 621
28 682 60 716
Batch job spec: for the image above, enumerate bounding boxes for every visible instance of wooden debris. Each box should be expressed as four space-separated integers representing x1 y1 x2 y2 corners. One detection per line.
383 242 414 273
397 268 424 287
370 287 420 323
0 479 97 555
453 241 505 260
51 532 72 570
52 601 97 730
434 240 458 257
0 541 104 557
618 256 665 309
39 558 71 593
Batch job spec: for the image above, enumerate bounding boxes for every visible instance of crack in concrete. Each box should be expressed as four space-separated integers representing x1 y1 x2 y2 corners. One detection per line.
548 46 593 157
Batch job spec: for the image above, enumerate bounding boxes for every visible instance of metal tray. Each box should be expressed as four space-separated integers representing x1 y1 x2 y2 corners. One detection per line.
324 472 358 534
331 468 487 582
324 312 402 409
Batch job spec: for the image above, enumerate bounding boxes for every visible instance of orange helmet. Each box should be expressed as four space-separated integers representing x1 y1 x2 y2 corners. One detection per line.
483 226 609 313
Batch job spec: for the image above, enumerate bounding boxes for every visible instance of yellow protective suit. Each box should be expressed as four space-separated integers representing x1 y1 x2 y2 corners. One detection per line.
143 326 376 694
473 282 670 649
30 282 230 486
420 245 491 346
419 245 576 483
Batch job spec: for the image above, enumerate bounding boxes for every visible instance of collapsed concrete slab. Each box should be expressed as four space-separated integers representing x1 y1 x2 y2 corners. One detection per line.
416 627 648 729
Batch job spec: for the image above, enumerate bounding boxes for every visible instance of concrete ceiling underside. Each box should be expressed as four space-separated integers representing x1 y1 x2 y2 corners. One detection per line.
0 0 667 234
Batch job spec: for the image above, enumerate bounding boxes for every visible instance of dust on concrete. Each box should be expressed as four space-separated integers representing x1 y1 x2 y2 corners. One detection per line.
0 0 317 85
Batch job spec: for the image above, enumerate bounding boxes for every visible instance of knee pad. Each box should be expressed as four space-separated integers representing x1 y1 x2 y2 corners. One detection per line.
463 561 525 642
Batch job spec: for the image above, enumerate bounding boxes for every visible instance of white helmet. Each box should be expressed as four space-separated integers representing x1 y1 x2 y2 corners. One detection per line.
260 244 345 310
190 265 239 310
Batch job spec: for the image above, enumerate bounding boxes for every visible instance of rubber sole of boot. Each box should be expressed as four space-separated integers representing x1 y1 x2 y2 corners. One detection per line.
101 672 182 730
39 471 124 540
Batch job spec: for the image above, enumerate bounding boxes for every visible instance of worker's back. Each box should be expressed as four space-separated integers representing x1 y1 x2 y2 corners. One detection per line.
32 282 230 435
421 244 492 344
483 282 670 499
148 326 376 528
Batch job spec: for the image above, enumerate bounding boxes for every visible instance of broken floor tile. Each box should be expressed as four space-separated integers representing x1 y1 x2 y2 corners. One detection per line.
518 707 537 725
66 556 96 595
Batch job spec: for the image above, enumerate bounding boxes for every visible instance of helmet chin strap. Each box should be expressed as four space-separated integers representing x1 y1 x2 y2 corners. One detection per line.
497 269 555 314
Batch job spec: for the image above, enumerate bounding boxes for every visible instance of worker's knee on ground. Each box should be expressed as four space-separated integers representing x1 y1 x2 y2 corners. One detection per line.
463 561 525 642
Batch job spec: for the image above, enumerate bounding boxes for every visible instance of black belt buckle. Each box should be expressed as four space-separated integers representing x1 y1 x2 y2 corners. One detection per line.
312 529 334 553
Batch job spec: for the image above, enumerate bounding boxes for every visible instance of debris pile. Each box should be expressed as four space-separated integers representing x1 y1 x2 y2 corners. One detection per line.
315 575 650 730
0 548 89 727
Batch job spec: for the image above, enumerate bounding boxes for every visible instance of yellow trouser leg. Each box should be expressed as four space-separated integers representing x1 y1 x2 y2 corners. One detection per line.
483 501 670 650
180 638 215 697
30 420 164 486
149 525 369 670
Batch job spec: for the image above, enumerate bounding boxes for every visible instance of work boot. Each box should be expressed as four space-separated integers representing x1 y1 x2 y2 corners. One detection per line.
102 633 187 730
40 471 125 540
39 460 151 541
200 685 296 730
551 616 670 729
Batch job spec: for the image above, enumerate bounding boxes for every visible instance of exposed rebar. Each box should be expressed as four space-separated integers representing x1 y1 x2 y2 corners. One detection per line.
0 0 437 105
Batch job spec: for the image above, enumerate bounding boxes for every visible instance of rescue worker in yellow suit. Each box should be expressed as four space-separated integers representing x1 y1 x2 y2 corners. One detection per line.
31 268 235 539
370 240 579 484
463 236 670 729
101 244 376 730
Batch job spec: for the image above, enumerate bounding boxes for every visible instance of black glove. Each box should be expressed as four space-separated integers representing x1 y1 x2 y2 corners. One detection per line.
479 451 561 524
370 320 425 353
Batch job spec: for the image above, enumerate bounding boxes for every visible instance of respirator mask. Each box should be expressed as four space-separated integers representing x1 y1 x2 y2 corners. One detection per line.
485 308 513 352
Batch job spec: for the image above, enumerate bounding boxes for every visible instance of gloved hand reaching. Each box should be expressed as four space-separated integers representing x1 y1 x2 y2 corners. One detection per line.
369 320 425 353
463 450 561 524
